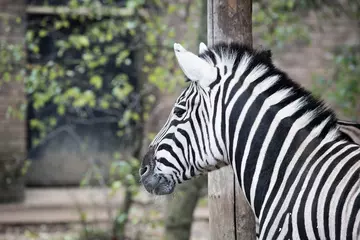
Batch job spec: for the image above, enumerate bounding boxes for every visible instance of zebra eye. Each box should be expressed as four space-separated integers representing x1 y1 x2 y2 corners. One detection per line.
174 107 186 117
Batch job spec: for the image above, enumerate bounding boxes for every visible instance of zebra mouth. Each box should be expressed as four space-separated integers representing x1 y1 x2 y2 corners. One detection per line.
141 174 175 195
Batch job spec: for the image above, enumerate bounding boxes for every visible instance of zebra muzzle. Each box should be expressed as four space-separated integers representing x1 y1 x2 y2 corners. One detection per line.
140 173 175 195
140 146 175 195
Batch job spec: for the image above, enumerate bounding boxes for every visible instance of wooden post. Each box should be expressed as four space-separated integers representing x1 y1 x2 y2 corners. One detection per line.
207 0 256 239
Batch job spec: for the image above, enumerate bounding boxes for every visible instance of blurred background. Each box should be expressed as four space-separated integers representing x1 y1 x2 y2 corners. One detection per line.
0 0 358 239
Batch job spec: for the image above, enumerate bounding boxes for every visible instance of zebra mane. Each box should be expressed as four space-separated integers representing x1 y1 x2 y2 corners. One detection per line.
199 42 340 136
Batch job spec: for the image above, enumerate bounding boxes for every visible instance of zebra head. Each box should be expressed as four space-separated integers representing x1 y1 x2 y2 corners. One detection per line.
140 42 227 195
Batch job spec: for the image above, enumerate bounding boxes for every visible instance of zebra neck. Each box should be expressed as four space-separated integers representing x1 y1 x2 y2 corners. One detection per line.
225 84 339 218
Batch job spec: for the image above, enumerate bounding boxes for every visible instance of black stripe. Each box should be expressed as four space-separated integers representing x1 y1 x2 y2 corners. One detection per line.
208 67 221 89
212 89 224 156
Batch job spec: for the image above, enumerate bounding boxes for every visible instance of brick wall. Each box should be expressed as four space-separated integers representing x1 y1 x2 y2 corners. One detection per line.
0 0 27 202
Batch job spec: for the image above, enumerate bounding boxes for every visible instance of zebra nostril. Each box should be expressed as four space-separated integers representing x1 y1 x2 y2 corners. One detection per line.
140 166 149 176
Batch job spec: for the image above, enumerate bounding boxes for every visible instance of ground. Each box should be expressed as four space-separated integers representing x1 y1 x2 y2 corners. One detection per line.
0 187 209 240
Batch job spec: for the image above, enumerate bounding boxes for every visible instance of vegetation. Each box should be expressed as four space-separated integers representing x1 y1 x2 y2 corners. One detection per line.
313 46 360 119
253 0 360 120
0 0 193 238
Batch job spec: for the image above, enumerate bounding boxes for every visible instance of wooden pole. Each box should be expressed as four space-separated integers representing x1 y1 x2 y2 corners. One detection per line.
207 0 256 239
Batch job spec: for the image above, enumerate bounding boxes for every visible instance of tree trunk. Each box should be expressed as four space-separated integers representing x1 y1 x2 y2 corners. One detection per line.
208 0 256 240
164 176 207 240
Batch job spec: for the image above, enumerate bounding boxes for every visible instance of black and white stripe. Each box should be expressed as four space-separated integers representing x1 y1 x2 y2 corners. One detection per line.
142 42 360 239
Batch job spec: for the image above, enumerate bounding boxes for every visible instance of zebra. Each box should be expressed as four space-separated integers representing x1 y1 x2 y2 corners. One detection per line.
338 120 360 145
139 42 360 239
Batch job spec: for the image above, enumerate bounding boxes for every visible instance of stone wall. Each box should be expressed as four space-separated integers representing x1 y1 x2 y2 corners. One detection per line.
0 0 27 202
258 15 360 119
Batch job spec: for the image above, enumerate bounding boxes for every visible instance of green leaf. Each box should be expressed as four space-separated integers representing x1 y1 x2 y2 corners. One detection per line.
39 29 48 37
111 180 121 191
131 112 140 121
3 72 10 82
100 99 110 109
30 119 45 131
113 152 121 160
57 105 65 115
69 35 90 49
116 50 130 66
65 87 81 98
78 36 90 47
80 212 87 222
49 117 57 127
24 230 39 239
112 84 133 101
26 30 34 42
73 97 87 108
116 213 128 224
167 4 177 14
90 75 103 89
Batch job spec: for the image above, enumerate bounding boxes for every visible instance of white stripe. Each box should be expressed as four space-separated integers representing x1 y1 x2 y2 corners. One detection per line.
224 53 252 103
209 83 225 161
213 82 228 162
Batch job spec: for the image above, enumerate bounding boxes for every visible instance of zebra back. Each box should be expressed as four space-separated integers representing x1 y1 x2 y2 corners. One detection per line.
338 120 360 145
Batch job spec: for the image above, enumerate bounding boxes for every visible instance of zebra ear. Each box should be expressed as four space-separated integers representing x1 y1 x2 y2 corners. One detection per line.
174 43 216 87
199 42 208 54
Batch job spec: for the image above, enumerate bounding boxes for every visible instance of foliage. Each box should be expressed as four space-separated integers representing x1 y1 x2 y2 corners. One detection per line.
253 0 311 48
253 0 360 48
253 0 360 120
313 46 360 119
293 0 360 18
286 0 360 120
109 155 140 195
0 41 26 83
1 1 187 147
0 0 194 238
